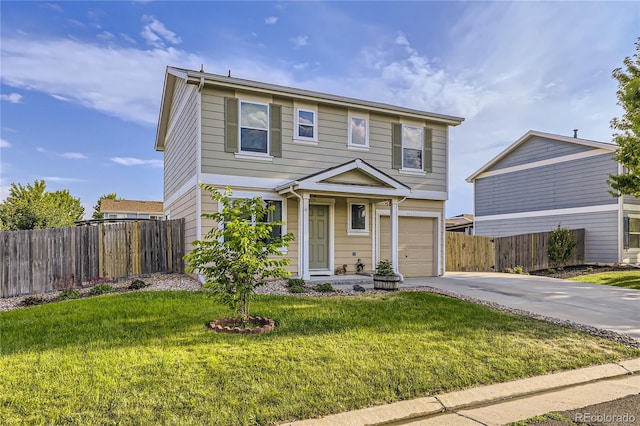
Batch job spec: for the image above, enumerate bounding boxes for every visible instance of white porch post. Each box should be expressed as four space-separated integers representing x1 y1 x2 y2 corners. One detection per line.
390 198 399 274
301 193 311 280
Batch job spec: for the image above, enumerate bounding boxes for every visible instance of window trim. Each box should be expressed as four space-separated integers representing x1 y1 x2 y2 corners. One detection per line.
294 106 318 144
348 112 369 151
347 198 369 236
628 215 640 250
239 100 270 156
401 124 424 172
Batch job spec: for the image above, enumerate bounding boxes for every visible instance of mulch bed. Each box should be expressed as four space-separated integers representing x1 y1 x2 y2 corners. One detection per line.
529 264 638 279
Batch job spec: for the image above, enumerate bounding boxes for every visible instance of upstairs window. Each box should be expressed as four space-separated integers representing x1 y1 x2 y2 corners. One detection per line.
240 101 269 154
402 125 424 170
392 123 432 173
295 107 317 142
349 115 369 148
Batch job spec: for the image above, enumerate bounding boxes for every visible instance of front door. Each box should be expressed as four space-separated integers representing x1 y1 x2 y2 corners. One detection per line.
309 204 329 269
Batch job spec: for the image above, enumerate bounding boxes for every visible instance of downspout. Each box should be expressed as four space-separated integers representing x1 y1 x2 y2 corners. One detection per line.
196 76 205 283
287 184 304 279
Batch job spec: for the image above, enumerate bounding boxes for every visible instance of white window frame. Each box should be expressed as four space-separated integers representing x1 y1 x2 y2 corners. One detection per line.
239 100 270 156
294 105 318 144
629 214 640 250
348 112 369 151
401 124 424 172
347 198 369 236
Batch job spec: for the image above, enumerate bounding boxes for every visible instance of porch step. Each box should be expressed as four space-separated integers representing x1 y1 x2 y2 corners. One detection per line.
307 274 373 286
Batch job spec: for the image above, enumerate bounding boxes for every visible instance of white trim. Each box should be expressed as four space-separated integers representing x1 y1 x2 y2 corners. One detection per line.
233 152 274 162
474 204 619 222
467 130 616 182
401 124 425 172
618 162 624 262
165 175 198 208
295 106 318 142
347 145 370 152
376 209 443 276
166 83 196 143
201 173 289 189
474 149 612 180
348 112 369 149
293 139 319 146
347 198 370 236
196 88 203 240
399 169 426 176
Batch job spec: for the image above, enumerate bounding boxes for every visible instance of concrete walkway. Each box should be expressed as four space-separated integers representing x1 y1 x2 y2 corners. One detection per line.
408 272 640 340
281 358 640 426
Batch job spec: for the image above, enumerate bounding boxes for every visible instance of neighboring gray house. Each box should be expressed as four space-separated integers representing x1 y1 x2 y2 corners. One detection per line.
155 66 464 278
466 130 640 264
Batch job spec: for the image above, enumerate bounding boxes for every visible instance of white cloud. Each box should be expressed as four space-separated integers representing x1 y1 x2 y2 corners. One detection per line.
0 139 11 148
97 31 115 41
291 35 309 48
41 176 86 183
1 93 23 103
120 33 137 44
111 157 163 168
265 16 278 25
36 147 47 153
141 16 181 47
59 152 88 160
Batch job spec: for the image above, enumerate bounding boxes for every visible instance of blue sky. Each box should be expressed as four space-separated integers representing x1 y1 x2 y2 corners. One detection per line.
1 1 638 218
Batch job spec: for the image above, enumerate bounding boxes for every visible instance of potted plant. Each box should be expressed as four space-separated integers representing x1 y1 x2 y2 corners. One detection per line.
373 259 401 290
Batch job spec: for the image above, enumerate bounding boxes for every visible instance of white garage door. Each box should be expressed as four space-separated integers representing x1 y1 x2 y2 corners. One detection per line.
379 216 436 277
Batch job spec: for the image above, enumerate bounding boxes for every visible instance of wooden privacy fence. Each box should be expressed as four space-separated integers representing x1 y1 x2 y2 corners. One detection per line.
494 228 585 273
0 219 184 298
446 232 495 272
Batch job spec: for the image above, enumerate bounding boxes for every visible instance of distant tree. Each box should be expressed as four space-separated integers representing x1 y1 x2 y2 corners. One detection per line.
92 193 119 219
608 38 640 197
547 224 576 270
0 180 84 230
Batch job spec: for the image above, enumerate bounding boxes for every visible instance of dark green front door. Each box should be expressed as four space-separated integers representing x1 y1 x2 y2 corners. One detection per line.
309 205 329 269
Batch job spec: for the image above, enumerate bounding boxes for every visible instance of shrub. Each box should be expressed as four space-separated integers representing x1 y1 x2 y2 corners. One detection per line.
547 268 557 275
289 285 305 293
548 224 576 270
128 279 148 290
89 284 114 295
18 296 45 307
315 282 334 292
513 265 523 274
375 260 396 276
58 289 81 300
287 278 306 288
586 266 594 272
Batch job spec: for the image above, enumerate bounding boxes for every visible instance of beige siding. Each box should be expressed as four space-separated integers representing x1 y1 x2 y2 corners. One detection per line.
200 89 447 193
285 198 299 275
333 198 374 274
164 80 199 199
200 187 217 239
168 187 198 255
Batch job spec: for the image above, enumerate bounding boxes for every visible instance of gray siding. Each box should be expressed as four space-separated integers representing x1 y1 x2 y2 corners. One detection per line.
475 210 618 263
624 195 640 205
200 89 447 193
491 136 594 171
164 80 199 200
475 153 618 216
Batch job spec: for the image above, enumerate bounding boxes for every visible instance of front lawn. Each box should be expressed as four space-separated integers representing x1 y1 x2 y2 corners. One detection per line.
568 270 640 289
1 291 638 425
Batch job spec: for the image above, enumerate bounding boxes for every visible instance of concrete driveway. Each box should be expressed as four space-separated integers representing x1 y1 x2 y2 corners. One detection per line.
403 272 640 340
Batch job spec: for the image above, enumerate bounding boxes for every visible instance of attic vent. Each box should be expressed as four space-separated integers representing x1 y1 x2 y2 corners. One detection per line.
573 129 578 138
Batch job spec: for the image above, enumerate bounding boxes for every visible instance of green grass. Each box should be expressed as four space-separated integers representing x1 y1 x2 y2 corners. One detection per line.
1 291 638 426
568 271 640 289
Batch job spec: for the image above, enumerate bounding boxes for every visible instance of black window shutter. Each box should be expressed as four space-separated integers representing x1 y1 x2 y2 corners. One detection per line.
424 127 433 173
224 97 238 153
624 216 630 250
270 103 282 158
392 123 402 169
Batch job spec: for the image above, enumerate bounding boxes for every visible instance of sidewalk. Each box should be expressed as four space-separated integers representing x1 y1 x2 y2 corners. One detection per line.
281 358 640 426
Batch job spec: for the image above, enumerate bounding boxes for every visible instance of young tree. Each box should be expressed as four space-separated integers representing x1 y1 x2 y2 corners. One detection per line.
92 193 119 219
184 185 294 322
608 38 640 197
0 180 84 230
547 224 576 270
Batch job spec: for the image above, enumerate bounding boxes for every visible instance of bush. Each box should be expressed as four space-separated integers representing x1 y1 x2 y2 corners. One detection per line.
89 284 114 295
548 224 576 270
128 279 148 290
18 296 45 307
513 265 523 274
58 289 81 300
586 266 594 272
547 268 557 275
289 285 305 293
287 278 306 288
375 260 395 276
315 283 334 292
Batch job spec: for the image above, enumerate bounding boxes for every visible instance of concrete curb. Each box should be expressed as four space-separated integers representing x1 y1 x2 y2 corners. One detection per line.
280 358 640 426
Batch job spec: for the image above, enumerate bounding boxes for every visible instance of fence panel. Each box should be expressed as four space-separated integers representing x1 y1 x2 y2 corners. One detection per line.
0 219 185 298
446 232 495 272
494 229 585 272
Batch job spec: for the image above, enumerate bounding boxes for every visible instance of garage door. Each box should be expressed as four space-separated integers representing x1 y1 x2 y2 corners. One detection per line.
379 216 436 277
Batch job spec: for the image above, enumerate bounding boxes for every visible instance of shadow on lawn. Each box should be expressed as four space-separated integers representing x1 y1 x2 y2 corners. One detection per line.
0 291 588 356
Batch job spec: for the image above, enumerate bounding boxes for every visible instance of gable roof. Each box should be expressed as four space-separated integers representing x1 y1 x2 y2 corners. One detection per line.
466 130 616 182
155 66 465 151
101 199 164 214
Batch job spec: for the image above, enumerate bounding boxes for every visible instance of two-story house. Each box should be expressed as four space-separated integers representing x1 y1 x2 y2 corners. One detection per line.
155 66 464 279
467 130 640 264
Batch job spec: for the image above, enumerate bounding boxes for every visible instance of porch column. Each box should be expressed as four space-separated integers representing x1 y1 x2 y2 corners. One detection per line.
301 193 311 280
390 198 399 274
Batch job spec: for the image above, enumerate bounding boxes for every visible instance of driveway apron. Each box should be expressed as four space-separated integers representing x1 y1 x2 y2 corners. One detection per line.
404 272 640 340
